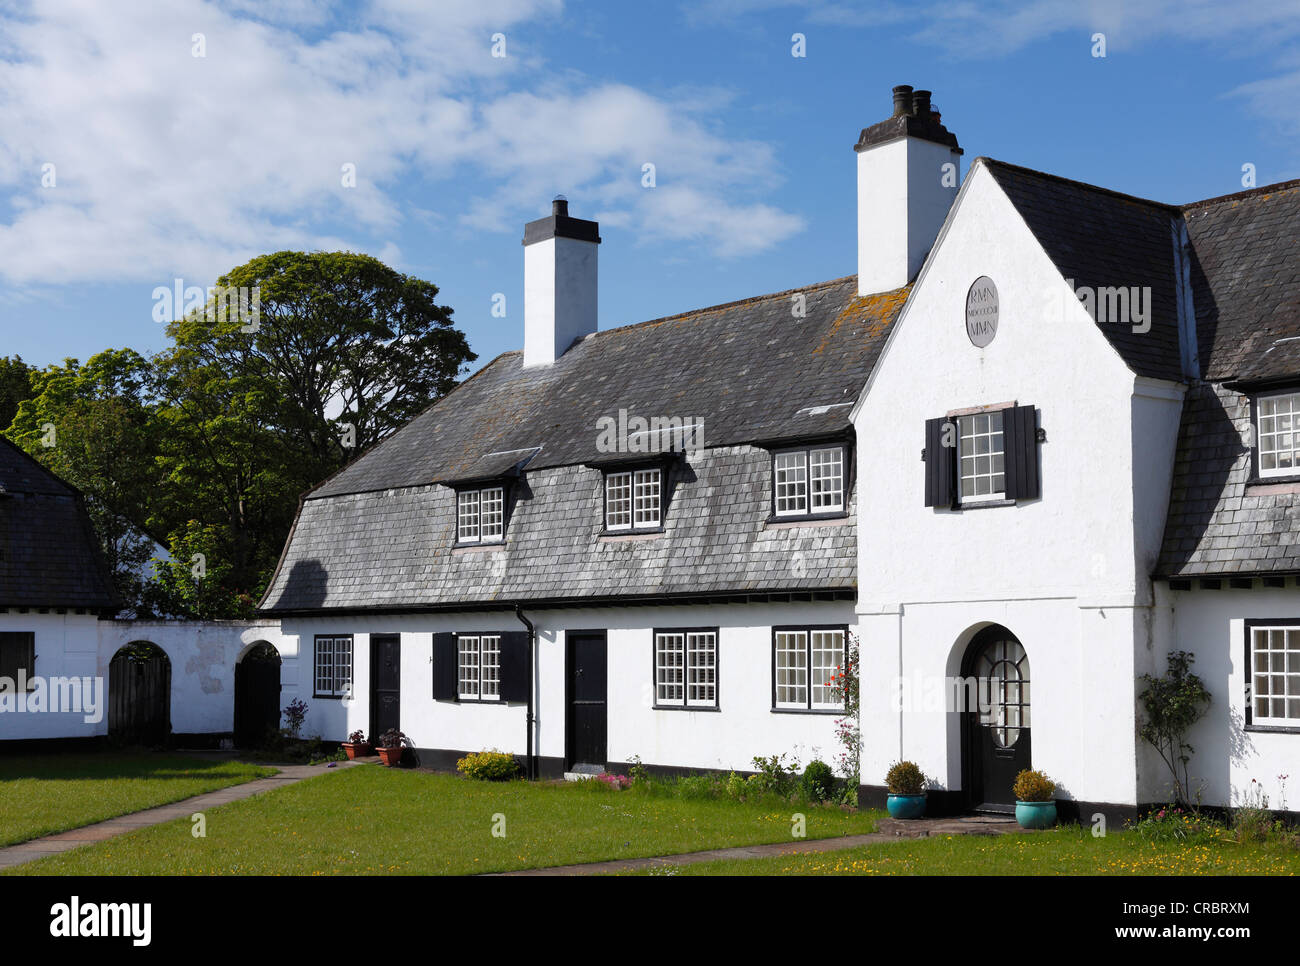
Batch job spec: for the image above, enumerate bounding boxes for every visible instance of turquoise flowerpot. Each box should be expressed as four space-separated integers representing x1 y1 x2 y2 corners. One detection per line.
1015 800 1057 829
886 793 926 819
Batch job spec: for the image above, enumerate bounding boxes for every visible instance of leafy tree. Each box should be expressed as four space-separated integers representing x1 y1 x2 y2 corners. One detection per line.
1139 650 1212 808
143 521 262 620
0 355 36 431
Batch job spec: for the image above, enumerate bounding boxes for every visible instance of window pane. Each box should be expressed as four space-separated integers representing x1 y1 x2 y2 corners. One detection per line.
811 630 845 709
606 472 632 529
810 448 844 511
458 636 480 700
655 633 684 704
480 635 500 700
634 469 661 527
315 638 332 694
687 632 717 706
958 411 1006 501
335 637 352 694
458 490 480 542
480 488 504 540
775 452 808 515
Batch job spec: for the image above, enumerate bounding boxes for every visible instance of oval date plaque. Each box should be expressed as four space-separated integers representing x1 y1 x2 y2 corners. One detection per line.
965 276 999 348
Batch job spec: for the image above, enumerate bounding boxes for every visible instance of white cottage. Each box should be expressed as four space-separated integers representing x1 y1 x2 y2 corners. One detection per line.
258 85 1300 820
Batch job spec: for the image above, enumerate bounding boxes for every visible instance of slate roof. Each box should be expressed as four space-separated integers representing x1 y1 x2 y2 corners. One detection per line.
983 159 1185 383
261 277 902 612
0 437 121 611
1155 181 1300 577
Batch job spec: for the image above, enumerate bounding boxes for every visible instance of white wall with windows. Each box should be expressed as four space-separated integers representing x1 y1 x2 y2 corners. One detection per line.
0 610 102 739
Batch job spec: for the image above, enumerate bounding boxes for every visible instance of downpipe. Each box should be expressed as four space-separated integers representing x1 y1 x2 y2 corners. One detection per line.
514 604 537 780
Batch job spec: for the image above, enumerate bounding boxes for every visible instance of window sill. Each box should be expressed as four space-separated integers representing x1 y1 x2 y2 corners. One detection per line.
452 542 506 554
1246 477 1300 494
1244 723 1300 735
653 704 721 712
952 498 1015 511
598 529 664 542
455 697 505 705
312 693 349 700
765 513 850 528
770 707 844 716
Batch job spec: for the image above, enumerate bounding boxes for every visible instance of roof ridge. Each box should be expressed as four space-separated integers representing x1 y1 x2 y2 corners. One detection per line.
976 156 1179 212
1181 178 1300 212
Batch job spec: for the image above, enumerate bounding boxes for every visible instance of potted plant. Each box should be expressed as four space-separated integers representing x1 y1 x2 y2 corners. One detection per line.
885 760 927 819
1013 769 1057 829
376 728 406 767
341 729 371 759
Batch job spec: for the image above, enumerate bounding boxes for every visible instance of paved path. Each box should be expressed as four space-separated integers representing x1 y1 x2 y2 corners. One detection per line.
498 813 1023 876
0 759 367 871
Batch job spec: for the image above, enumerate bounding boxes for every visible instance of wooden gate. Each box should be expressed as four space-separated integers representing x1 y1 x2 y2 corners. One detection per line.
108 642 171 746
234 642 282 748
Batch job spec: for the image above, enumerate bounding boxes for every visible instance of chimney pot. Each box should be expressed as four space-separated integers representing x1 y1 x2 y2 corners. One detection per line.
552 195 568 217
891 85 914 117
911 90 932 119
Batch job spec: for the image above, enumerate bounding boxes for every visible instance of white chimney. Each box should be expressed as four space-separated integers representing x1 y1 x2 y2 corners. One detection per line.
856 85 963 296
523 197 600 367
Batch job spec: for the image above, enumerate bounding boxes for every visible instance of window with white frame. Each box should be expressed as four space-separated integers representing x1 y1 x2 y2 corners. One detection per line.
654 630 717 708
605 468 661 531
1256 392 1300 478
957 411 1005 502
774 627 844 711
774 446 845 517
457 486 505 543
314 635 352 697
1250 624 1300 725
457 634 501 701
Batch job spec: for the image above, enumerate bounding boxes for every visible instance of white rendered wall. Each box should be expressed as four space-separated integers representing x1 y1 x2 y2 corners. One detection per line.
0 610 104 739
857 137 960 295
852 161 1184 806
523 235 598 367
279 600 856 773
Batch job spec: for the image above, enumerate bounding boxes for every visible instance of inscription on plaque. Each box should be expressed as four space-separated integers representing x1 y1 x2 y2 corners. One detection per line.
965 276 999 348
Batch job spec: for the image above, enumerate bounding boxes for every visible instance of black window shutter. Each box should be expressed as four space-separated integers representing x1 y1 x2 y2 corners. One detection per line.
0 632 33 680
924 417 955 508
432 633 458 701
1003 405 1040 500
499 631 531 703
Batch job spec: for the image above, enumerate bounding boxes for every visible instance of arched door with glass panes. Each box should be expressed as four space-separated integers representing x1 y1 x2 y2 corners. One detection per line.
962 626 1031 811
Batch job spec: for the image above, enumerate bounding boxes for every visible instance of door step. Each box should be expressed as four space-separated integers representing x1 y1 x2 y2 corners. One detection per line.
563 763 605 781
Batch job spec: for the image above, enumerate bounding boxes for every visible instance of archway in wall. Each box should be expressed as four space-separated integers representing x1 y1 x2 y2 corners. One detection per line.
959 625 1031 813
108 641 172 746
234 641 282 749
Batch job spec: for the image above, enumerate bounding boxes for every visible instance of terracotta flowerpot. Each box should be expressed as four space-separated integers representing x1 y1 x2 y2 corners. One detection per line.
377 746 403 767
342 742 371 760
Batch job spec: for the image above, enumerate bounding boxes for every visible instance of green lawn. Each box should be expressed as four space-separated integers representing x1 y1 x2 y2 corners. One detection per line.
629 824 1300 875
7 766 880 875
0 753 276 847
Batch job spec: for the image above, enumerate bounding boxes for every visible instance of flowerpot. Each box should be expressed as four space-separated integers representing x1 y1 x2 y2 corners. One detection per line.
377 746 403 767
1015 800 1057 829
342 742 371 760
886 793 927 819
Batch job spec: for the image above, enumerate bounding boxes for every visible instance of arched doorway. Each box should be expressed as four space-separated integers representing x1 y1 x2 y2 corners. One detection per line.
108 641 172 746
234 642 281 748
960 625 1030 812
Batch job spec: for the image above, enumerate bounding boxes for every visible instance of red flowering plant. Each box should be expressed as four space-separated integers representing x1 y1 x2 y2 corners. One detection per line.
593 772 632 790
828 632 861 805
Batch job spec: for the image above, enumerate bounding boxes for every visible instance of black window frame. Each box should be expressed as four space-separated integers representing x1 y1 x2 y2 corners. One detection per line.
768 441 852 523
770 623 849 714
601 465 667 535
312 633 353 699
1248 387 1300 486
651 626 721 711
453 482 512 547
0 632 35 689
1243 618 1300 734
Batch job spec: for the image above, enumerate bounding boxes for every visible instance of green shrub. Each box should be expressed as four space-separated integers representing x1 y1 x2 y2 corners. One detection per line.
750 753 800 798
1012 769 1056 802
725 771 748 801
802 759 835 802
1132 806 1223 844
885 760 926 796
627 755 650 785
456 750 520 781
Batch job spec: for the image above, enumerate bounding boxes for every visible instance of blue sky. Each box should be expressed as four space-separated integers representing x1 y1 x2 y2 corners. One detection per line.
2 0 1298 371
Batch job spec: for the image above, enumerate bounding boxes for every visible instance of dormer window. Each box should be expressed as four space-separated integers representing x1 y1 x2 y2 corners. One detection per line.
1255 391 1300 478
605 467 661 531
772 445 846 518
457 486 505 544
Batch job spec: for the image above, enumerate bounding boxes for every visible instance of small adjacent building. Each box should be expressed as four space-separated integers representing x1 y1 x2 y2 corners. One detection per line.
235 84 1294 817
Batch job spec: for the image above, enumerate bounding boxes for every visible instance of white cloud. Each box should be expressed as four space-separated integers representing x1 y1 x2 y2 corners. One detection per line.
0 0 805 290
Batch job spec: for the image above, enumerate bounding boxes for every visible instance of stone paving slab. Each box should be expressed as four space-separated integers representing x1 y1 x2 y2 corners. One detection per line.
0 760 364 871
498 813 1027 876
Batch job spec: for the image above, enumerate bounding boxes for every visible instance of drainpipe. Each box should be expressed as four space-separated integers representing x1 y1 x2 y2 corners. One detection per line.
514 605 537 780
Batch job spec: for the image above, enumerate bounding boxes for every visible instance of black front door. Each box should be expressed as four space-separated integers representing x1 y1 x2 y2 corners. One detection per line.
370 634 401 740
566 632 607 769
963 626 1031 811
